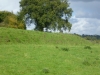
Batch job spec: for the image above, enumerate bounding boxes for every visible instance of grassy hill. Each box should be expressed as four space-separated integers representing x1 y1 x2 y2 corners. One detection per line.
0 27 100 75
0 27 93 45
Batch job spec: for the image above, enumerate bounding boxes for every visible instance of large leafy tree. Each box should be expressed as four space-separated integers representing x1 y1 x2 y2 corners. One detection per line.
19 0 73 31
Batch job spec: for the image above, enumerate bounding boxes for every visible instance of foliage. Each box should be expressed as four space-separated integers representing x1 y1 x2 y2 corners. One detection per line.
19 0 73 31
0 11 26 29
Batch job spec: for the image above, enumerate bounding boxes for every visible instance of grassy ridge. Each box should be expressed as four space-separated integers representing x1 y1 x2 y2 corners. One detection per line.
0 27 92 45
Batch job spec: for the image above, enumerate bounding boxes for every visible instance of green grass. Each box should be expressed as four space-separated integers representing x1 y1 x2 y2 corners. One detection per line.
0 27 100 75
0 27 92 45
0 44 100 75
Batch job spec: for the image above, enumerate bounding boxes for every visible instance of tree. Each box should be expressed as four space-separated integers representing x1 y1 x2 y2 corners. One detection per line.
19 0 73 31
0 11 26 29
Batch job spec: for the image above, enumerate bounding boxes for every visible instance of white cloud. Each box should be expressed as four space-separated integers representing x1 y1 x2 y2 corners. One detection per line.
0 0 20 14
70 16 100 35
69 0 100 35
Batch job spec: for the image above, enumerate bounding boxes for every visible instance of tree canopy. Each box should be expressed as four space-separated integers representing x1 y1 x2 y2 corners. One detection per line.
19 0 73 31
0 11 26 29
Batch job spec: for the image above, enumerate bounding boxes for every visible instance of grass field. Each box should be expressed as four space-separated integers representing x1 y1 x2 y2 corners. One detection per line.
0 27 100 75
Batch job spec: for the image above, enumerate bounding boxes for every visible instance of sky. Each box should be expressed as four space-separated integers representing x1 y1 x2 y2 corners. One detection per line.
0 0 100 35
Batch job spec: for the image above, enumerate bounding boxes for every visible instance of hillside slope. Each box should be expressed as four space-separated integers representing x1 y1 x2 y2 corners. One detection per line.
0 27 92 45
0 27 100 75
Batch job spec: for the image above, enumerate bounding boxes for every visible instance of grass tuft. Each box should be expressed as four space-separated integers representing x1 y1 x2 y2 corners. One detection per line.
84 46 91 49
82 60 91 66
62 47 69 51
42 68 50 73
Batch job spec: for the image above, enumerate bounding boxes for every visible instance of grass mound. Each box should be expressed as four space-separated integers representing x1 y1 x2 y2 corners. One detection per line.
0 27 92 45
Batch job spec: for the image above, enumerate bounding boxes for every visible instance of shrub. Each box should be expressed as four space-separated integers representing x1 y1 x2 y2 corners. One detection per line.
0 11 26 29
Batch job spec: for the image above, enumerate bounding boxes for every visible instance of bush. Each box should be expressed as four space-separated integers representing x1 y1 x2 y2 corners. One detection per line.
0 11 26 29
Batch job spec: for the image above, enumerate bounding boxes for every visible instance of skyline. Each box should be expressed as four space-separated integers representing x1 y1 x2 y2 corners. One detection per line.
0 0 100 35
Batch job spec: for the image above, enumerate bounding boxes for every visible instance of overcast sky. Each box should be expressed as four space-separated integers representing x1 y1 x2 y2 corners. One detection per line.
0 0 100 35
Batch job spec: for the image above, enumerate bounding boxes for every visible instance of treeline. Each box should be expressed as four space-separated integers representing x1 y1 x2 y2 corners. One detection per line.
0 11 26 29
73 33 100 43
81 34 100 41
73 33 100 42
